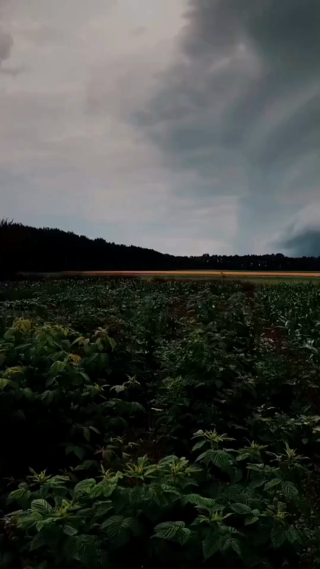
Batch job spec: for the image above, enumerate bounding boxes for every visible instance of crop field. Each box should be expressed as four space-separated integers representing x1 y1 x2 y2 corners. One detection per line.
1 278 320 568
22 270 320 282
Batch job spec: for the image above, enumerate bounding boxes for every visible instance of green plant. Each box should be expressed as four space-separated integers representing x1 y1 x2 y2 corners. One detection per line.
2 278 320 568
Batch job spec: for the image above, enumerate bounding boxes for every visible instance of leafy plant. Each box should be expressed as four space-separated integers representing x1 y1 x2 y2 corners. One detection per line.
1 278 320 568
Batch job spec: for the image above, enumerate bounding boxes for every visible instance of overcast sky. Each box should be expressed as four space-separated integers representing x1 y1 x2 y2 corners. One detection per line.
1 0 320 256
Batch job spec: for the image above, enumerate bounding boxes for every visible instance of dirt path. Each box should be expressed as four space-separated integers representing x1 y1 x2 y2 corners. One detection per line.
32 270 320 278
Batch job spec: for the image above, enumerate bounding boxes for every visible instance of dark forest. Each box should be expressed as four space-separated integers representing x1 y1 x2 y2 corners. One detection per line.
1 219 319 277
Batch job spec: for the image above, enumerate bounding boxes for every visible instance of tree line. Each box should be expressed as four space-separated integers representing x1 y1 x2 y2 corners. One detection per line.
1 219 319 277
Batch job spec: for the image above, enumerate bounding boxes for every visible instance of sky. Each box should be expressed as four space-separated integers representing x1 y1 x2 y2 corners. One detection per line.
1 0 320 257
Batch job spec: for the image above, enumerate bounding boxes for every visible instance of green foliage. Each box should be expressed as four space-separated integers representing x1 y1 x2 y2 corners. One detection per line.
1 278 320 568
154 521 191 545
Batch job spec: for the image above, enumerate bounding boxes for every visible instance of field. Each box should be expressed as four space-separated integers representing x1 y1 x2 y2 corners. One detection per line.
21 270 320 283
1 278 320 568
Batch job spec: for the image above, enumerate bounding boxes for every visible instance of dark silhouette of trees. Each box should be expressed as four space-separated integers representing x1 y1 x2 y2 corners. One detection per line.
0 220 175 276
0 219 319 278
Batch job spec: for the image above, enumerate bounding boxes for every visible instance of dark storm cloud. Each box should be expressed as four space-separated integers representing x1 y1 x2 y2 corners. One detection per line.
182 0 320 65
1 0 319 256
136 0 320 211
278 227 320 257
0 28 13 64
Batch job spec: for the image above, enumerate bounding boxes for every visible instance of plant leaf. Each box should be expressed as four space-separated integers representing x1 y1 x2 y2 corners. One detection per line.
281 481 298 498
31 499 53 515
83 427 91 442
185 494 217 509
271 529 287 549
0 378 9 390
231 503 252 515
244 516 259 526
202 534 220 560
264 478 282 491
154 521 191 545
8 488 28 502
63 525 78 536
74 479 96 496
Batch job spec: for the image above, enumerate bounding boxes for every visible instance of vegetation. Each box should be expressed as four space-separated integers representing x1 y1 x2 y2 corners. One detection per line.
1 219 320 276
1 278 320 568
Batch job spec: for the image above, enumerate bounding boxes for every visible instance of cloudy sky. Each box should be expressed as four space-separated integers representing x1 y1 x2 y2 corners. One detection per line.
1 0 320 256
